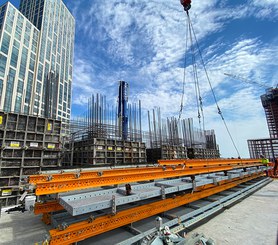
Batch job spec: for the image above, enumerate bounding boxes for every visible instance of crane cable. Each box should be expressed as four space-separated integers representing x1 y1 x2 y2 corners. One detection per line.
178 18 189 121
178 13 205 133
184 11 241 158
187 11 205 132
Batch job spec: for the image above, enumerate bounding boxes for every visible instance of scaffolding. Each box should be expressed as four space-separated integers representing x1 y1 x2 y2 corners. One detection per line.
261 88 278 138
248 138 278 161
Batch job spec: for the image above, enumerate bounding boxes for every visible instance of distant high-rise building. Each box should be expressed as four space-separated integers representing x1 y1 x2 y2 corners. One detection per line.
0 0 75 134
261 88 278 138
248 88 278 160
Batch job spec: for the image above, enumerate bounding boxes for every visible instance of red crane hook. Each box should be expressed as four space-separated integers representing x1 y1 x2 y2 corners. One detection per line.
180 0 191 11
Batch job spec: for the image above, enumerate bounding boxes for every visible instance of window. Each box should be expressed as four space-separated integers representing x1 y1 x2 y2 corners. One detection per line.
4 68 16 111
0 54 7 77
37 63 43 81
1 32 10 54
0 78 3 98
10 46 19 68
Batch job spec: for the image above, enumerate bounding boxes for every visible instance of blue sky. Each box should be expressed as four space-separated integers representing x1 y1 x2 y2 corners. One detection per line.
5 0 278 157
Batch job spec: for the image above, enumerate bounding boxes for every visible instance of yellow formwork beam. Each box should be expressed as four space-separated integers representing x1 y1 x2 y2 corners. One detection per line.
48 172 263 245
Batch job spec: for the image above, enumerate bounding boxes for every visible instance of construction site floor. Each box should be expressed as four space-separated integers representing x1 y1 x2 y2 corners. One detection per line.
0 180 277 245
186 179 278 245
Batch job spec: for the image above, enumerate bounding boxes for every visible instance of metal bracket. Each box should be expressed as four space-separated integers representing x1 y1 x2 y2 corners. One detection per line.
192 180 196 191
58 222 68 231
75 172 81 179
46 175 53 181
161 186 166 200
112 195 117 215
19 191 28 202
87 215 95 223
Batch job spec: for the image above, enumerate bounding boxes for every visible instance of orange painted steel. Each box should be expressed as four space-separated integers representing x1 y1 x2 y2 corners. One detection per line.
33 163 264 195
36 168 257 214
34 165 233 195
34 201 63 215
33 175 246 215
42 213 52 225
29 166 164 184
29 159 262 184
48 173 262 245
158 158 262 166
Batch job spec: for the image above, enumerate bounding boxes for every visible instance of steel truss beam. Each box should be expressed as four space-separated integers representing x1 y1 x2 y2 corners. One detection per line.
32 163 263 195
158 158 262 166
33 166 264 215
29 159 262 184
48 172 263 245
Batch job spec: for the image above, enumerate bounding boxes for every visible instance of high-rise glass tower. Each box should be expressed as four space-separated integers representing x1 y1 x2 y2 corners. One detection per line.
0 0 75 133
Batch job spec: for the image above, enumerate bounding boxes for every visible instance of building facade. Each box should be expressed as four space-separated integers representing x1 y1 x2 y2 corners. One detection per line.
0 0 75 134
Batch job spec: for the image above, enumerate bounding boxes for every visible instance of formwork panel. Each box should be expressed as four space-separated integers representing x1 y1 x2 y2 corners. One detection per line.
0 111 62 207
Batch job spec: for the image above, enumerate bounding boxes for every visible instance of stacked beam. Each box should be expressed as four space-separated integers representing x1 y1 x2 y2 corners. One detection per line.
0 111 62 207
24 158 267 244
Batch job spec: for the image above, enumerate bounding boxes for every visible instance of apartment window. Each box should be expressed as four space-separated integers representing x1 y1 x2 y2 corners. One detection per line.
5 22 12 33
0 54 7 77
46 39 51 61
36 82 42 94
10 46 19 68
19 47 28 79
14 95 22 113
29 53 35 71
1 32 10 54
0 78 3 96
17 79 23 93
4 68 16 111
37 63 43 81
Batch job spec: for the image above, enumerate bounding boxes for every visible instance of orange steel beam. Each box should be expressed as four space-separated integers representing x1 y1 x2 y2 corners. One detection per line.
48 173 263 245
34 165 233 195
33 174 248 215
33 164 263 195
158 158 262 166
29 159 263 184
34 201 64 215
29 166 164 184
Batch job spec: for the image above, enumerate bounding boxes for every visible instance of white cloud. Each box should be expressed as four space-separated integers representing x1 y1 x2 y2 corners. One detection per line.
68 0 278 157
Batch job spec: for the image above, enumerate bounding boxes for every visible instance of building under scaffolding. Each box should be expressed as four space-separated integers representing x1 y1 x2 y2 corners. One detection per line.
65 88 220 166
248 88 278 160
146 109 219 162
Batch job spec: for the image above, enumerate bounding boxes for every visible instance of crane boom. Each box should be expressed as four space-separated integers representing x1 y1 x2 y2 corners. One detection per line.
224 73 269 89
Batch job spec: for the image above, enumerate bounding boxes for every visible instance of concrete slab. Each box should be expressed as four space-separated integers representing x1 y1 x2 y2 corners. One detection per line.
0 212 48 245
186 179 278 245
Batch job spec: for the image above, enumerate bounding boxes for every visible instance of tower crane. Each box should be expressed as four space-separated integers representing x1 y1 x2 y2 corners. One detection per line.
224 73 270 89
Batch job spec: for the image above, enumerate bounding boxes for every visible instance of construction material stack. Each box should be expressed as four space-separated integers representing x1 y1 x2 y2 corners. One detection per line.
21 158 270 244
0 111 62 207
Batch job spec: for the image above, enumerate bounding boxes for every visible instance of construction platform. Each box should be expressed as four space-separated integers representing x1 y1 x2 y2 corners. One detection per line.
0 179 277 245
4 159 267 244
